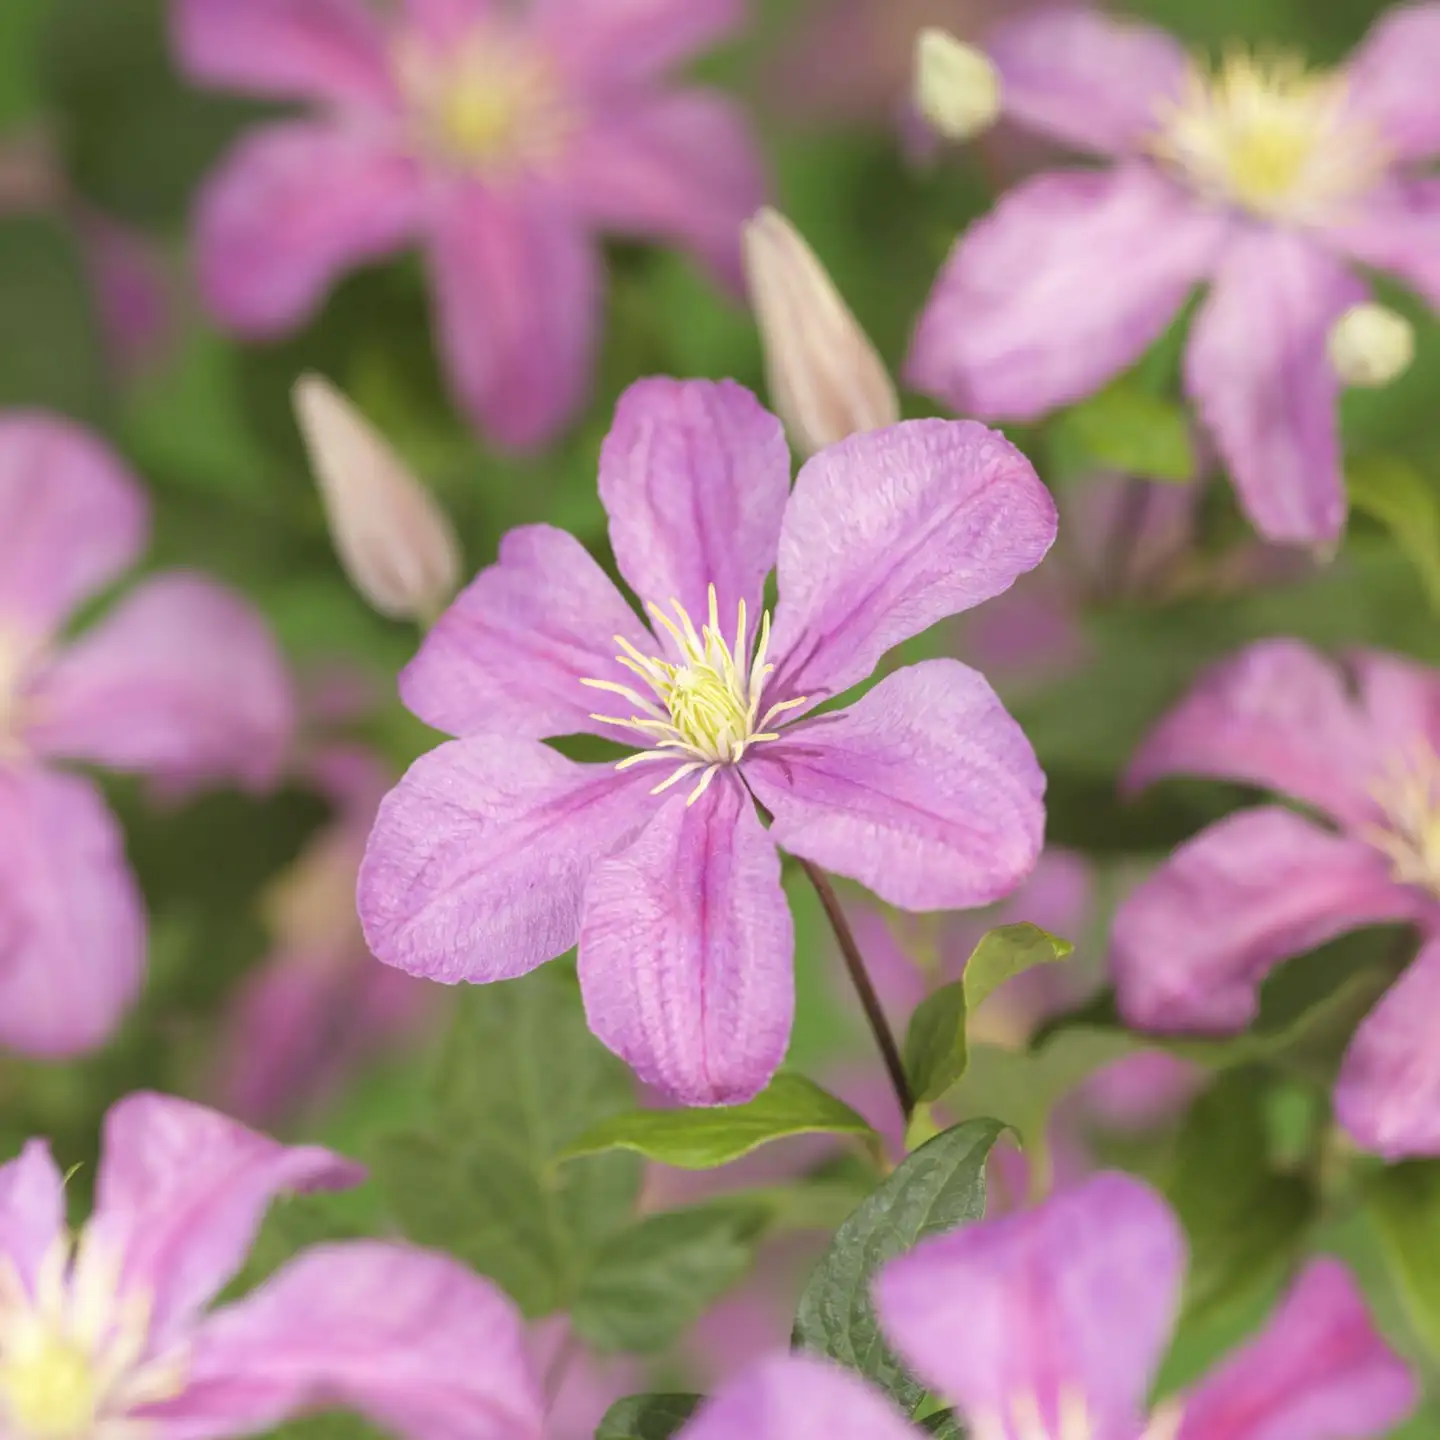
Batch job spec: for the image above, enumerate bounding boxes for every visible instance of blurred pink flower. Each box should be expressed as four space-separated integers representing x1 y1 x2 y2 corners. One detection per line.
909 5 1440 547
530 1315 644 1440
174 0 766 451
0 414 293 1057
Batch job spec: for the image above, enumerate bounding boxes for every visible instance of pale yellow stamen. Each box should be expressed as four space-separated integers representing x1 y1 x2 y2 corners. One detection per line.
0 630 36 761
583 585 806 805
1363 739 1440 897
1150 48 1386 224
1327 303 1415 388
913 28 1002 143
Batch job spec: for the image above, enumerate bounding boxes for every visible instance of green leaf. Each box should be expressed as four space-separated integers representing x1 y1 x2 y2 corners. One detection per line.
1347 456 1440 611
560 1073 878 1171
1053 381 1196 482
792 1118 1006 1413
573 1201 770 1354
596 1394 703 1440
375 967 641 1318
1364 1160 1440 1359
903 925 1072 1103
917 1412 966 1440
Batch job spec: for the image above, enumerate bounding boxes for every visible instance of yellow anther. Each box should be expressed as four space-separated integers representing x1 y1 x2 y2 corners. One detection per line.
1363 739 1440 897
913 28 1002 143
1328 304 1415 388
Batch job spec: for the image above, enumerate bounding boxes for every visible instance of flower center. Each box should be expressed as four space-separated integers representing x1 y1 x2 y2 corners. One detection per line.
1150 49 1386 223
0 631 32 759
395 28 571 173
2 1335 99 1440
1363 741 1440 898
582 585 807 805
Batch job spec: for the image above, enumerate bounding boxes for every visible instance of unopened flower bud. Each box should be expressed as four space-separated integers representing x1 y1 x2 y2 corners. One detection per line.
1327 303 1415 388
742 207 900 456
914 28 1002 143
293 374 461 624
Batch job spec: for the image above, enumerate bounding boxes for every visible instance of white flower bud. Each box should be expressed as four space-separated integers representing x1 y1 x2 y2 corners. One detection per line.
742 207 900 457
1327 303 1415 388
292 374 461 624
914 28 1002 143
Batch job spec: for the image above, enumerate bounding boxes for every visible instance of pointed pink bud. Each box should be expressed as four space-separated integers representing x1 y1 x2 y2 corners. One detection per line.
742 207 900 456
293 374 462 624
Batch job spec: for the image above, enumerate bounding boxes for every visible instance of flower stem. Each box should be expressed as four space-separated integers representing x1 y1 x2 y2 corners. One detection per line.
1097 476 1152 599
801 860 914 1123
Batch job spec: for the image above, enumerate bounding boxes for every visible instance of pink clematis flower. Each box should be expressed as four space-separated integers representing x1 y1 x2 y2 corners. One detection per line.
907 5 1440 547
675 1174 1415 1440
359 376 1056 1104
0 1091 544 1437
0 415 292 1058
1113 639 1440 1158
173 0 766 451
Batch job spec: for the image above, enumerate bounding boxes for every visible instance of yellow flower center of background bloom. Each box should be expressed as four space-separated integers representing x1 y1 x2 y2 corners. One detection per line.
1150 49 1385 224
583 585 807 806
1363 741 1440 898
1 1335 99 1440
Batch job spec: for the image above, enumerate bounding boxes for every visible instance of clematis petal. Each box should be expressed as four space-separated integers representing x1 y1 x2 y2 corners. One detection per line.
579 777 793 1105
0 414 147 640
745 660 1045 912
400 525 652 741
1176 1259 1417 1440
766 419 1056 706
985 7 1190 156
0 1141 65 1292
403 0 494 47
157 1241 544 1440
89 1092 361 1344
906 163 1225 422
564 89 765 292
1184 228 1365 547
599 378 792 631
1335 938 1440 1159
877 1171 1182 1440
1111 808 1415 1034
196 121 424 337
1330 178 1440 312
1351 647 1440 760
358 738 657 985
1343 3 1440 161
531 0 744 87
0 766 144 1058
1124 639 1378 829
679 1354 917 1440
429 181 601 452
172 0 398 108
25 574 293 791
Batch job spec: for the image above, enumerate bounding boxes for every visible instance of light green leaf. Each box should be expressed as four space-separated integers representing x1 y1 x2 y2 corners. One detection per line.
1054 381 1196 482
903 925 1072 1103
1347 456 1440 611
1364 1161 1440 1359
596 1395 703 1440
792 1119 1006 1414
560 1073 879 1171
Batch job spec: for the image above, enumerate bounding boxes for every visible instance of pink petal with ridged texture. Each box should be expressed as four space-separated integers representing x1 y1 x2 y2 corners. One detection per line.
90 1093 361 1345
906 163 1225 421
0 1141 64 1292
531 0 744 87
1176 1259 1417 1440
877 1172 1182 1439
1343 3 1440 161
1335 938 1440 1158
767 419 1055 707
196 121 424 337
565 90 765 292
0 414 146 641
1329 178 1440 311
746 660 1045 912
579 777 793 1105
26 574 293 792
400 525 653 741
0 766 144 1058
1112 807 1415 1034
429 181 601 452
172 0 399 107
358 737 657 984
1350 648 1440 765
1125 639 1378 829
1184 228 1364 547
986 7 1190 155
402 0 494 47
158 1242 544 1440
599 378 792 639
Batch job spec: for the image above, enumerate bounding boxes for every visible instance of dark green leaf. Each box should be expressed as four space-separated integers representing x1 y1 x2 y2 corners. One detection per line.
1053 381 1196 482
561 1073 878 1171
596 1394 703 1440
1364 1160 1440 1359
1347 456 1440 611
792 1119 1005 1413
917 1411 966 1440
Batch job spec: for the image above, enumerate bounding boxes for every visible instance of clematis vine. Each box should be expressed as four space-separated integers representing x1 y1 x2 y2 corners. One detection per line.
173 0 766 451
0 414 292 1058
907 4 1440 547
359 376 1056 1104
1113 639 1440 1158
0 1091 544 1438
674 1173 1414 1440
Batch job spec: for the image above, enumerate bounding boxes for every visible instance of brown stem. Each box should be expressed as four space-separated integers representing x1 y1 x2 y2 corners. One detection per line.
802 860 914 1123
1096 476 1153 600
